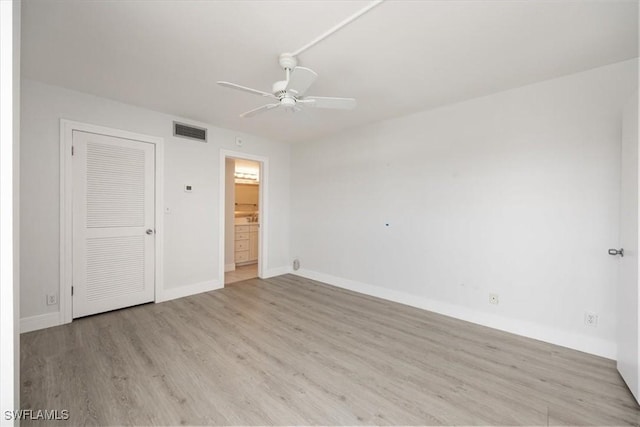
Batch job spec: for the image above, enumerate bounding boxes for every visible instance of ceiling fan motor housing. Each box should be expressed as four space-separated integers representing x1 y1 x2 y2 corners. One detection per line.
272 80 288 97
272 80 297 108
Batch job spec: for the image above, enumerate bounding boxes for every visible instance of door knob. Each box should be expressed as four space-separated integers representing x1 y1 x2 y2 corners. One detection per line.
146 229 154 235
608 248 624 257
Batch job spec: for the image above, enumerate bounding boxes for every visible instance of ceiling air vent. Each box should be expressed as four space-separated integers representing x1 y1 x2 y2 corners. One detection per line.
173 121 207 142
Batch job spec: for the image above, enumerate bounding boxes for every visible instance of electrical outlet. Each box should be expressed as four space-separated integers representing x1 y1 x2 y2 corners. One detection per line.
489 293 499 305
46 294 57 306
585 312 598 327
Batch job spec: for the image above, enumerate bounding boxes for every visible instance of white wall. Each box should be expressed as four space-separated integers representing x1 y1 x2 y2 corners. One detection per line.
20 79 290 323
0 0 20 422
291 59 638 358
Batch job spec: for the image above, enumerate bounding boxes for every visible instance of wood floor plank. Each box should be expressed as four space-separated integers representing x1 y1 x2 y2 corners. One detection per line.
221 281 547 424
21 274 640 426
257 276 637 423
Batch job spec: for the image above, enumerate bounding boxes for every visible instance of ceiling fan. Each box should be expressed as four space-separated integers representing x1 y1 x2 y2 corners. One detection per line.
217 53 357 118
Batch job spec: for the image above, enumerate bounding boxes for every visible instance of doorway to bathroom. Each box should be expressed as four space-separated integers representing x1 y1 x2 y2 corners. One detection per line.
223 155 263 285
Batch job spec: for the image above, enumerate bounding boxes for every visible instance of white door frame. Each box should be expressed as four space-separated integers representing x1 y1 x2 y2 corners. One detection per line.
59 119 164 325
219 149 268 285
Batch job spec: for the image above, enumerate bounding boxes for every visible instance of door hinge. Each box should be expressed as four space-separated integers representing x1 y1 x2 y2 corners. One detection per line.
71 286 74 296
71 146 75 156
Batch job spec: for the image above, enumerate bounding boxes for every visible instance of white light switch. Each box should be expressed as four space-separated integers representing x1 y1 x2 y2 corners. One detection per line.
184 185 193 193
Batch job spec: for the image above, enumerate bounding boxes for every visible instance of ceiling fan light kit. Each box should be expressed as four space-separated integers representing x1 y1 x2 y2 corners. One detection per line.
217 1 385 118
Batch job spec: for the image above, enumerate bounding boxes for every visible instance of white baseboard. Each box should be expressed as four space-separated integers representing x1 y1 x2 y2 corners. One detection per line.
158 279 222 303
293 269 616 359
262 266 292 279
22 280 224 332
224 263 236 272
21 312 61 334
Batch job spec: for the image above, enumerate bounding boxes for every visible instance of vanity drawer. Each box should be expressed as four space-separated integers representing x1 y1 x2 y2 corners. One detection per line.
235 251 249 262
235 232 249 241
235 240 249 251
249 224 259 232
235 225 250 233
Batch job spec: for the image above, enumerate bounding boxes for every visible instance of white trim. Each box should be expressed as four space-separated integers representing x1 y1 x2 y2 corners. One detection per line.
263 266 292 279
20 313 59 334
293 269 617 359
158 280 222 303
0 0 18 418
219 150 269 286
60 119 164 324
224 263 236 272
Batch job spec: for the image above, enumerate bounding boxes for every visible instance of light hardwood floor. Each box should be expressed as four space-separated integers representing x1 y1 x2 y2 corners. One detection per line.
21 274 640 426
224 264 258 285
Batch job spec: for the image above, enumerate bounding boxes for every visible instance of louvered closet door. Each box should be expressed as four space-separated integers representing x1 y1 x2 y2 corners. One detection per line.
72 130 155 318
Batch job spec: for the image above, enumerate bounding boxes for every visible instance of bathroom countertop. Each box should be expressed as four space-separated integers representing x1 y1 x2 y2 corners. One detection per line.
234 219 259 226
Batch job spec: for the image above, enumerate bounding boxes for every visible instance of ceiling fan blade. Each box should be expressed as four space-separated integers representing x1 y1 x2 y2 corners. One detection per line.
285 67 318 96
239 103 280 118
217 81 275 98
301 96 357 110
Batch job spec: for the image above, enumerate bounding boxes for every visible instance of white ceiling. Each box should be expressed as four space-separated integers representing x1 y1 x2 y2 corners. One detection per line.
22 0 638 143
